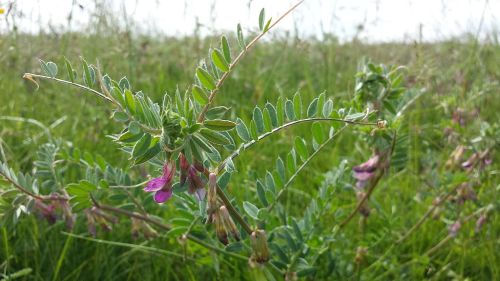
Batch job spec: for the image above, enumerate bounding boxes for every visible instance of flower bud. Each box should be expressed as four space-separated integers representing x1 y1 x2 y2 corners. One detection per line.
250 229 269 264
179 153 189 185
355 246 368 265
58 198 75 231
456 183 477 204
445 145 465 169
356 191 371 217
220 205 240 241
85 209 97 237
207 173 218 223
187 166 204 194
34 199 57 225
377 120 387 129
213 210 228 245
448 221 461 237
131 217 141 239
475 214 487 233
462 153 478 171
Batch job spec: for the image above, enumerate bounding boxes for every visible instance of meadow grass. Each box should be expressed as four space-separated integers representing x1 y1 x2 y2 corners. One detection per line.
0 29 499 280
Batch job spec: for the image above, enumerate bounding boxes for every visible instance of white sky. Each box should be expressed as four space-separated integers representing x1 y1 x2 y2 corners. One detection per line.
1 0 499 42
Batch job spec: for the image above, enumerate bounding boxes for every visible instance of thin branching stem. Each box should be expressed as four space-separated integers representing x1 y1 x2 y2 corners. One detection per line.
216 117 378 174
62 232 195 260
370 205 492 280
0 169 68 201
267 125 349 212
22 73 162 135
338 130 397 229
95 202 250 261
216 185 253 235
396 184 462 244
363 184 457 272
197 0 304 122
23 73 113 103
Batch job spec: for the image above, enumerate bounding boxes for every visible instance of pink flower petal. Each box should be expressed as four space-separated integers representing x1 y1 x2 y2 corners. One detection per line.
163 162 176 182
144 177 167 192
154 189 173 203
353 155 380 172
194 188 206 201
353 171 374 181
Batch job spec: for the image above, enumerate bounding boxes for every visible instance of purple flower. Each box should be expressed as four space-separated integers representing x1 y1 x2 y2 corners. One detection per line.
353 155 380 190
179 153 189 186
34 199 57 224
187 165 205 200
475 214 487 233
144 162 176 204
448 221 461 237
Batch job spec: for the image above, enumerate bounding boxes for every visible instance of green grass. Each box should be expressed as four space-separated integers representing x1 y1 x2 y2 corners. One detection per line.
0 28 499 280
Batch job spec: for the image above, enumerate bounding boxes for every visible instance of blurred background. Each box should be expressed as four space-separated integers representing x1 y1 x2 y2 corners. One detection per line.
2 0 499 42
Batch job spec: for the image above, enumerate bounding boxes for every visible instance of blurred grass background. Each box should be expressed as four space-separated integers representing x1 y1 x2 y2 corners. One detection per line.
1 2 499 280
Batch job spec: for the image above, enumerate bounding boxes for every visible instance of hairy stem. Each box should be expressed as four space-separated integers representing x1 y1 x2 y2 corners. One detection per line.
22 73 162 135
339 130 397 229
216 117 378 174
197 0 304 122
0 169 68 201
96 203 249 261
23 73 113 103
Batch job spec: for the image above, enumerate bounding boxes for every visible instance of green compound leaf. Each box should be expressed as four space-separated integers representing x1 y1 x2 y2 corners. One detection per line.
199 128 231 145
211 49 229 72
243 201 259 220
258 8 266 31
64 57 75 82
236 118 251 142
196 67 216 90
253 107 264 134
39 60 58 78
203 119 236 131
221 36 232 63
192 85 209 105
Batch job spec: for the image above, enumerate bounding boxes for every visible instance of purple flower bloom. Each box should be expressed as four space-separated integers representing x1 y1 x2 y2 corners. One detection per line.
475 214 487 233
144 162 175 204
34 199 57 224
187 165 205 199
448 221 461 237
353 155 380 190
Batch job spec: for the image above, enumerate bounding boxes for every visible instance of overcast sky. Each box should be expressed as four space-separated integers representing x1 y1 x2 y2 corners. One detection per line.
2 0 499 42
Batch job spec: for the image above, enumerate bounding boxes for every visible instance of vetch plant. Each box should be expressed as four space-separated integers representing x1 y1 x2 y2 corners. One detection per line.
2 2 495 280
4 2 399 276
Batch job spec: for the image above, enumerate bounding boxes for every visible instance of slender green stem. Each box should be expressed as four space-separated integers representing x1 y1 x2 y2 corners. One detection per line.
267 125 348 212
396 184 461 244
370 205 491 279
0 116 53 141
95 203 248 261
22 73 162 135
183 217 200 237
339 130 397 229
61 232 194 260
96 203 171 230
23 73 113 103
216 117 378 174
0 169 67 201
338 170 384 229
197 0 304 122
109 180 151 189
